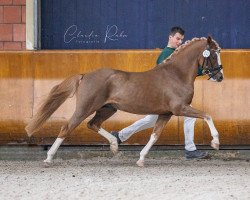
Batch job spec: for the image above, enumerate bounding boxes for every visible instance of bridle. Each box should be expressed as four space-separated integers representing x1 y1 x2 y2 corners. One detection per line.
201 47 223 80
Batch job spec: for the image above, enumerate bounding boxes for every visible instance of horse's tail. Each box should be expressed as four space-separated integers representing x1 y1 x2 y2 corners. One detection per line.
25 74 84 137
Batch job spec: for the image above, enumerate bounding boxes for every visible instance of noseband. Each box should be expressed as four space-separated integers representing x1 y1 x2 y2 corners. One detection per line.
201 48 223 80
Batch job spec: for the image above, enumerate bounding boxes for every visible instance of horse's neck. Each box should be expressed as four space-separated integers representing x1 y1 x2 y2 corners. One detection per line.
162 41 206 84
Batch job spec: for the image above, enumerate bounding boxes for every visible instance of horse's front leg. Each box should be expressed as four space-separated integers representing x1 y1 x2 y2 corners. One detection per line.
136 114 172 167
204 116 220 150
173 105 220 150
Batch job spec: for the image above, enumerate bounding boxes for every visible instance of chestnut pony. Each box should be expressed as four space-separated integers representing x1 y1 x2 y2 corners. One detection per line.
26 36 223 167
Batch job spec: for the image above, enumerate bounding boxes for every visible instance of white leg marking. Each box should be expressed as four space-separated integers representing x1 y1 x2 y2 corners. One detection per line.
44 137 64 164
98 128 118 154
205 116 220 150
136 133 157 167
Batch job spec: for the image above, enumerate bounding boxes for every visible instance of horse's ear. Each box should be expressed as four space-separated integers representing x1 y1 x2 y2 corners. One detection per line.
207 35 212 45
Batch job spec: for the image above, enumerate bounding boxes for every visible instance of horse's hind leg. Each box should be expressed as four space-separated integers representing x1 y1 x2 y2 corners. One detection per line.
136 113 172 167
87 104 119 154
44 109 92 165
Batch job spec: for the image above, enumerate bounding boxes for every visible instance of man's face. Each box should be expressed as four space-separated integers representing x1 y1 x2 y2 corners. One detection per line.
168 32 184 48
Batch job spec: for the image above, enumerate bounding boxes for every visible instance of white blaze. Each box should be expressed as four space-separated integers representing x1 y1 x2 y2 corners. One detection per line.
216 51 224 75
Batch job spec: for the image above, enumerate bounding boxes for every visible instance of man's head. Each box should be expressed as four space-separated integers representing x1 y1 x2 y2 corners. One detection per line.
167 26 185 49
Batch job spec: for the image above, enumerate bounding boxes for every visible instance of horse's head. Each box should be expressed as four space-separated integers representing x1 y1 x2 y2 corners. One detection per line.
198 36 224 82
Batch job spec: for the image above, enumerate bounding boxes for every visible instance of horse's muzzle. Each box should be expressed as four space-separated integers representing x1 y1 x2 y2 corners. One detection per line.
217 75 223 82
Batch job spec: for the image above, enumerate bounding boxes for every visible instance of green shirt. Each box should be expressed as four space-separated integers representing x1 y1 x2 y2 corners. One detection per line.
156 47 175 65
156 46 203 76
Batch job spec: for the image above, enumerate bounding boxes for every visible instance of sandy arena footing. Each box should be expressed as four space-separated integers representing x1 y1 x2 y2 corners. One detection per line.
0 146 249 200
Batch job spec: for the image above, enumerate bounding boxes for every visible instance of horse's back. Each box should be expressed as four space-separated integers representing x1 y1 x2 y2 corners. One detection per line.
78 68 129 98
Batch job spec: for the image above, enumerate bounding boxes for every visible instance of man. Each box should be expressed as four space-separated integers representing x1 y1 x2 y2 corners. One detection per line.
111 26 208 159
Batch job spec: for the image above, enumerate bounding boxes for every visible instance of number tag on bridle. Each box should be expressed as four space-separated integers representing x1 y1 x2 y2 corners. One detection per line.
203 50 210 58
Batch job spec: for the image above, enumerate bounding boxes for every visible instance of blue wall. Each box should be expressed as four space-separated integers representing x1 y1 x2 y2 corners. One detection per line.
41 0 250 49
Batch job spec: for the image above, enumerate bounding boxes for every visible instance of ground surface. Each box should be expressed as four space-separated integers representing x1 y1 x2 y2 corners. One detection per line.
0 146 249 200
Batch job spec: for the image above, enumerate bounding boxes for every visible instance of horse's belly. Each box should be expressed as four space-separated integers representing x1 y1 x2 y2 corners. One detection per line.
114 99 168 115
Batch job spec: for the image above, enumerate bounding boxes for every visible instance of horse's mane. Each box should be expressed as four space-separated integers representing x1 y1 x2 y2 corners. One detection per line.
163 37 220 63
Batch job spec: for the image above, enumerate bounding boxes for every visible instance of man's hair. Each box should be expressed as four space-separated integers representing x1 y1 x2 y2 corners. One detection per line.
169 26 185 36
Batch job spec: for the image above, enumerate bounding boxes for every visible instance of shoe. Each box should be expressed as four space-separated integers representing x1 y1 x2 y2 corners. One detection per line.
111 131 122 144
185 150 209 159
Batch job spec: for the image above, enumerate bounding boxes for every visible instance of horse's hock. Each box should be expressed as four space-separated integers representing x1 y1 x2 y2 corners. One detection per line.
0 50 249 145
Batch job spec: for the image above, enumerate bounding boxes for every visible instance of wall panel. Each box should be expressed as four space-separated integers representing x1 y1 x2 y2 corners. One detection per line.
0 50 249 145
41 0 250 49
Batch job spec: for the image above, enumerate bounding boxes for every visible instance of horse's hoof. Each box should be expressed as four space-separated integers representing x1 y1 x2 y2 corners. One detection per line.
211 141 220 150
110 142 118 155
136 160 145 167
43 159 52 167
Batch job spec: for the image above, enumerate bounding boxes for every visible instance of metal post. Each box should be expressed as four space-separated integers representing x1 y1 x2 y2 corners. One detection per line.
34 0 41 49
